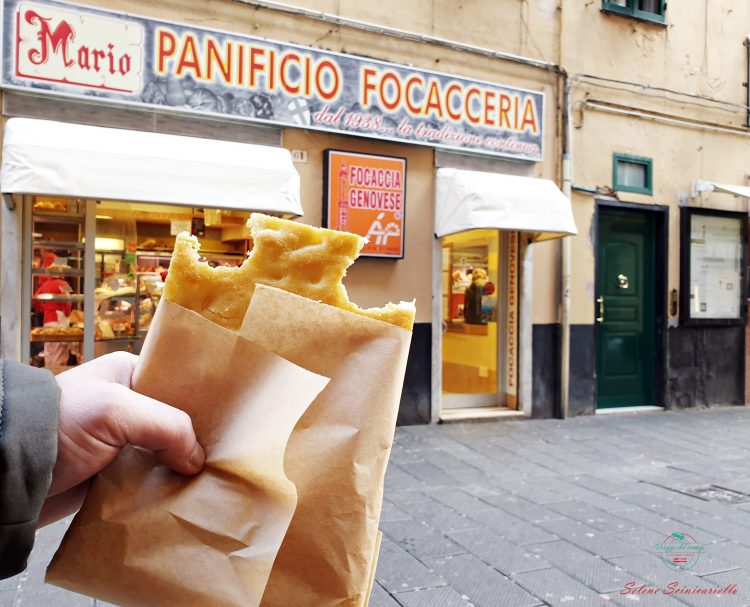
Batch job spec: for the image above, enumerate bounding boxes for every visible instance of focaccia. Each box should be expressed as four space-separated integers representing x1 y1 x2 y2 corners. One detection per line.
163 213 415 331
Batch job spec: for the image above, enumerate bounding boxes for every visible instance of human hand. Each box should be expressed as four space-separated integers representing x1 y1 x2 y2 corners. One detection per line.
40 351 205 526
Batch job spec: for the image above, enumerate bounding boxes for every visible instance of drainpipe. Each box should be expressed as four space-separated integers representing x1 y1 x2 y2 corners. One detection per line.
560 73 573 419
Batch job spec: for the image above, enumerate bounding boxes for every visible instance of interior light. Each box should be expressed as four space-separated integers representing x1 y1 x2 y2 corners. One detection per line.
94 237 124 251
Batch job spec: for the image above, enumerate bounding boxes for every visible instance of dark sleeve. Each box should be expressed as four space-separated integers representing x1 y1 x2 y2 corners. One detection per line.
0 360 60 579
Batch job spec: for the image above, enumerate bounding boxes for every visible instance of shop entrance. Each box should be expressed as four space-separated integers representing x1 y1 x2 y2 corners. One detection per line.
595 206 658 408
441 229 517 409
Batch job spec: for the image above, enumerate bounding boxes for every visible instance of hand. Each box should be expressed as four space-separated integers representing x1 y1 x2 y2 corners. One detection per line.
40 352 205 526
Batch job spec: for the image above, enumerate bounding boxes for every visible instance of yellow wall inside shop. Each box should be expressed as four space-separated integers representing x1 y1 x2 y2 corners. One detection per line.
442 323 498 371
441 229 500 371
283 128 434 324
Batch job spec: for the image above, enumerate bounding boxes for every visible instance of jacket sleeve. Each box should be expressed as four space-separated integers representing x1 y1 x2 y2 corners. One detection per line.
0 360 60 579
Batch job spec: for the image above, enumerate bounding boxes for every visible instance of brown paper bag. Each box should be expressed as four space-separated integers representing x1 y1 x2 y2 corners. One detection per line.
46 299 329 607
240 285 413 607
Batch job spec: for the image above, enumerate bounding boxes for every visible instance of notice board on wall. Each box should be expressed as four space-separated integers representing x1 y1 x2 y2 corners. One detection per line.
680 208 746 325
323 150 406 259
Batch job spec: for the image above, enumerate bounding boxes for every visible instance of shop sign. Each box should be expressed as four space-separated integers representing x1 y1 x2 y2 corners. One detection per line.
324 150 406 258
2 0 545 161
505 230 518 408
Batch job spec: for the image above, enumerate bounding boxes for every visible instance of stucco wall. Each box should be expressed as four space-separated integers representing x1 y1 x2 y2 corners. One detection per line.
562 1 750 124
569 108 750 325
276 0 561 64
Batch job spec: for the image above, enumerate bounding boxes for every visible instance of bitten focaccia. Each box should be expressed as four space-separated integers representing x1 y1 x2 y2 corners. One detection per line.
163 213 415 331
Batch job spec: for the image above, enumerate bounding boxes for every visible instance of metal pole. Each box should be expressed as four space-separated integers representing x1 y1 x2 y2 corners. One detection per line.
560 75 574 419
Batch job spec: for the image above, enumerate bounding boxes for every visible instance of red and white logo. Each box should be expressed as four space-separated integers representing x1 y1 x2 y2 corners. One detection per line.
14 1 143 93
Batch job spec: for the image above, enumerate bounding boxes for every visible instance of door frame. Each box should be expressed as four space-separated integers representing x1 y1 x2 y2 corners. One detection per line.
594 199 668 409
431 232 532 421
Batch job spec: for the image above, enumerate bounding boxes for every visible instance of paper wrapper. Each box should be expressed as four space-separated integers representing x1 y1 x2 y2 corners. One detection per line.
46 299 329 607
242 286 413 607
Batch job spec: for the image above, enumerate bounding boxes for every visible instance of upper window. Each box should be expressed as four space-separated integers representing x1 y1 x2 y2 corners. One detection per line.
602 0 665 25
613 153 653 195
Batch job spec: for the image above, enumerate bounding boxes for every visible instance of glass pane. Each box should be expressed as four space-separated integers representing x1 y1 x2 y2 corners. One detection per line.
30 196 85 372
94 202 138 355
442 229 500 401
617 159 648 189
96 203 250 356
689 214 743 319
638 0 661 14
610 0 628 7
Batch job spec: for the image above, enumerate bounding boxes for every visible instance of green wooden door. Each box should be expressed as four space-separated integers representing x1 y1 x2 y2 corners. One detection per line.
596 208 656 408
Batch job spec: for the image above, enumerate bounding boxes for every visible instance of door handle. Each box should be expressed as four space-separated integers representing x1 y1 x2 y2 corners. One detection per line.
596 296 605 323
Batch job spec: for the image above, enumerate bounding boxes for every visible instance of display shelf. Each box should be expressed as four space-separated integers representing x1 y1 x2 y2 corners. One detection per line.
33 294 85 303
137 249 245 259
33 240 85 250
137 249 172 256
30 334 84 343
33 212 85 224
32 268 84 277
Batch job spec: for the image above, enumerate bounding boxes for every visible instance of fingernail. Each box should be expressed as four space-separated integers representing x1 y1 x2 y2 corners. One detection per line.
189 442 206 471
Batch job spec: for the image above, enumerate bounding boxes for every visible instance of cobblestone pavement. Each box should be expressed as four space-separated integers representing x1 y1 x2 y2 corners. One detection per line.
6 407 750 606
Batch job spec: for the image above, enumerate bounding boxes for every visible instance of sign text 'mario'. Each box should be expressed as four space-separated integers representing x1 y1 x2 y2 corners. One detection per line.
4 0 545 161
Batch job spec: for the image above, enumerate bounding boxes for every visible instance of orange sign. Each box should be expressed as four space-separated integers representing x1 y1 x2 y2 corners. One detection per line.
324 150 406 258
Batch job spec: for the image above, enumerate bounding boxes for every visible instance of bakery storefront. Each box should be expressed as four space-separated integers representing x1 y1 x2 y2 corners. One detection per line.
0 0 575 423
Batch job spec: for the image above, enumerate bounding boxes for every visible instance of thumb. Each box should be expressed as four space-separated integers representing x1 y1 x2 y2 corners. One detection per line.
102 384 206 475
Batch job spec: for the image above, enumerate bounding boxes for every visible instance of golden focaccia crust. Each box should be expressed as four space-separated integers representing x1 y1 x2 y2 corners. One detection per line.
163 213 415 331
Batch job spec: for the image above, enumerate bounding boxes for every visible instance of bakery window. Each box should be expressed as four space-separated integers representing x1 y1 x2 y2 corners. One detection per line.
30 197 86 372
28 196 251 373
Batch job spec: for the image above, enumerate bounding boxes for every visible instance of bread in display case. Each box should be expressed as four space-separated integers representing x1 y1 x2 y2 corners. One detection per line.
30 197 87 371
27 199 252 367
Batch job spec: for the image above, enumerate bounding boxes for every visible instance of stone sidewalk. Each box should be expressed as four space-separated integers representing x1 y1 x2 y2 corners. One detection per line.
5 407 750 606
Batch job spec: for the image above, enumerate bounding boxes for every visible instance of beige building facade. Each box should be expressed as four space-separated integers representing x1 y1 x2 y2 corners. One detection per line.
561 1 750 415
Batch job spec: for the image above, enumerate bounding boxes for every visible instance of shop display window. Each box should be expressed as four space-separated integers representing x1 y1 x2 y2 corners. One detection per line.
29 197 85 372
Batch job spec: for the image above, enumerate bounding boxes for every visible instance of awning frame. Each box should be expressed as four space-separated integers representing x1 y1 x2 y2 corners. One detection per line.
691 179 750 200
435 167 577 242
0 118 303 216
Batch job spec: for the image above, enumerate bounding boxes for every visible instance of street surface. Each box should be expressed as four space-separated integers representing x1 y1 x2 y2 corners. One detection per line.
5 407 750 606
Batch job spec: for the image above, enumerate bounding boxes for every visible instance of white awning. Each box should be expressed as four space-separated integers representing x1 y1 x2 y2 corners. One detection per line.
692 179 750 199
435 168 577 241
0 118 302 215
